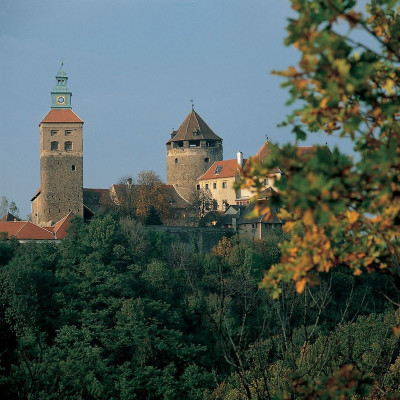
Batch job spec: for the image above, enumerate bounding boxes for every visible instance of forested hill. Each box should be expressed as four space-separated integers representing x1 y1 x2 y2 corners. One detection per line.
0 214 399 399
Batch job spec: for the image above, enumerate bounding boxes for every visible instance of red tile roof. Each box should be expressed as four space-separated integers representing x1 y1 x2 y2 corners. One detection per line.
198 159 246 180
256 141 274 161
0 221 55 240
40 109 83 124
52 212 74 239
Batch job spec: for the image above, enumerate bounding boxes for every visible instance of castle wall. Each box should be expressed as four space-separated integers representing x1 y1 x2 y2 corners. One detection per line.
146 225 234 253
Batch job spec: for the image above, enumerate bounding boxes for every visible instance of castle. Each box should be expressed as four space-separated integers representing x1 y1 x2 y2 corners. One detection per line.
31 63 227 227
2 63 318 241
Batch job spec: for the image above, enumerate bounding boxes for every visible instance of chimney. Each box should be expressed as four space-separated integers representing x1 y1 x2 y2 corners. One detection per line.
237 151 243 167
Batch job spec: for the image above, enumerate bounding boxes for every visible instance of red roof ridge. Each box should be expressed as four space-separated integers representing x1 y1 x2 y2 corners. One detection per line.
52 212 73 230
25 221 56 236
15 221 27 236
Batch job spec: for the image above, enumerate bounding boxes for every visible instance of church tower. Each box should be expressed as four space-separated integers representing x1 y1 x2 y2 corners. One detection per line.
166 108 223 202
32 63 84 226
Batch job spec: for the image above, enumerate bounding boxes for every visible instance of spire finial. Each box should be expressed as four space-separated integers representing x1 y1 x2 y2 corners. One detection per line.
265 133 269 142
60 58 64 68
190 98 194 111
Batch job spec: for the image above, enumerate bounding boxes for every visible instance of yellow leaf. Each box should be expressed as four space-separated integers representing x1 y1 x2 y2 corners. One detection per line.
382 79 395 95
295 278 307 294
393 326 400 337
303 209 315 225
320 97 328 109
346 210 359 225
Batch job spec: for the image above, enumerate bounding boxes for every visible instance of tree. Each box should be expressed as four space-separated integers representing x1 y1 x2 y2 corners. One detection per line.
239 0 400 297
191 188 217 222
106 171 171 222
0 196 19 219
0 196 9 217
144 205 162 225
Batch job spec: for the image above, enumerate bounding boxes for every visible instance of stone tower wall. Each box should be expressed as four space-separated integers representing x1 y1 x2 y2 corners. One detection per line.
167 140 223 203
38 122 83 226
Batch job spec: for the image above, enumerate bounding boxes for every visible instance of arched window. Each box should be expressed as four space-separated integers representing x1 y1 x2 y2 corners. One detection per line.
51 141 59 151
65 141 73 151
175 158 178 164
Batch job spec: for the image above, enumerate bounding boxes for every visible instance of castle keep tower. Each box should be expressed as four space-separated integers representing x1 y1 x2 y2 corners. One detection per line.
32 63 84 226
166 109 223 202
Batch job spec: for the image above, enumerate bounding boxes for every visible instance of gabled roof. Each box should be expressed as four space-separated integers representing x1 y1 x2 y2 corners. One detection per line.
0 221 55 240
296 146 317 156
198 159 246 181
109 184 190 210
1 212 20 222
167 110 222 143
40 109 83 124
83 188 109 214
52 212 74 239
256 141 274 161
165 185 190 209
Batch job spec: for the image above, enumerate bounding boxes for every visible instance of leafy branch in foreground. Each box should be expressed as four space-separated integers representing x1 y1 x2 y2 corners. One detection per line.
239 0 400 298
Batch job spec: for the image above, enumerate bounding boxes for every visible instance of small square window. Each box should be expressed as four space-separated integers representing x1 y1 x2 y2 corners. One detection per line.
65 130 72 136
51 130 58 136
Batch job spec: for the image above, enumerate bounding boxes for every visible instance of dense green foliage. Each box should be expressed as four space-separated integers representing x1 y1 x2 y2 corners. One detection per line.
0 215 399 399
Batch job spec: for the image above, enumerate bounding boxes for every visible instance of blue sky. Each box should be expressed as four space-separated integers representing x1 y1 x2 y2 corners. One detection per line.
0 0 350 217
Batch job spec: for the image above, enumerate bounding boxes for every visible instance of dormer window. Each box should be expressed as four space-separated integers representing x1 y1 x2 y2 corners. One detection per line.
215 165 223 175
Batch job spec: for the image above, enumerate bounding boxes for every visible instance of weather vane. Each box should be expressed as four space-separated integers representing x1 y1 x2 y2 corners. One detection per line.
60 58 64 68
265 133 269 142
190 98 194 111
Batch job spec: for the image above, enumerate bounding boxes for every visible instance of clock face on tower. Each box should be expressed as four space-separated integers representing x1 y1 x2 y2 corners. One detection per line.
57 96 66 104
